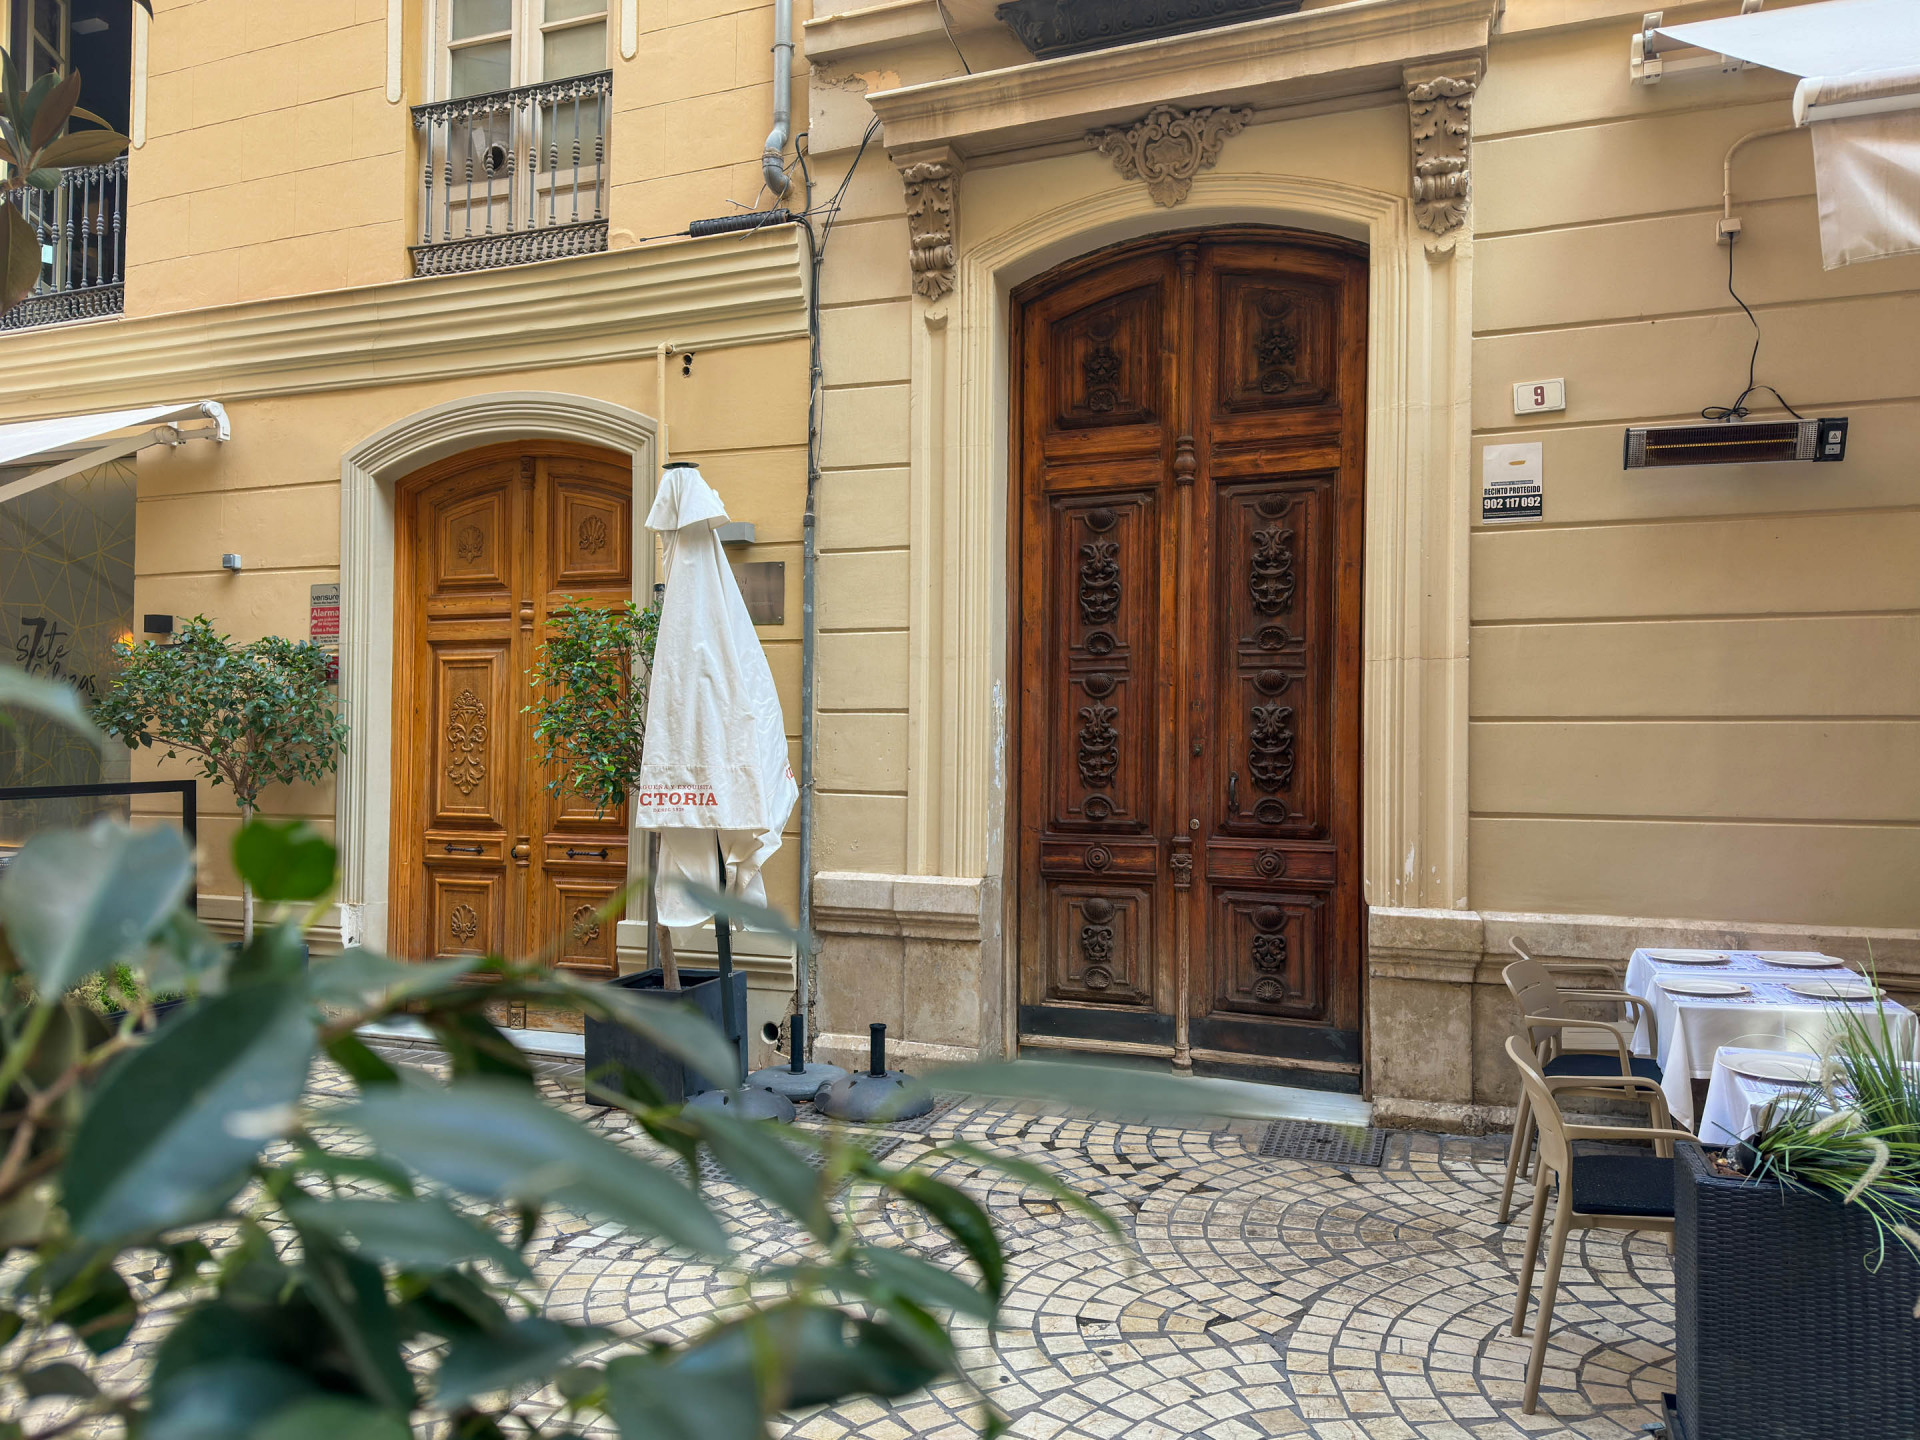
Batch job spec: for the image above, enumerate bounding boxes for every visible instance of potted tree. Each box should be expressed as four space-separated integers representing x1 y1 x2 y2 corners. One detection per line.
92 617 347 944
1672 998 1920 1440
525 596 741 1102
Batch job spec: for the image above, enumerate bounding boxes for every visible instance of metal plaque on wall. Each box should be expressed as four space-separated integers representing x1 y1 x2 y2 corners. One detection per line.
731 561 785 626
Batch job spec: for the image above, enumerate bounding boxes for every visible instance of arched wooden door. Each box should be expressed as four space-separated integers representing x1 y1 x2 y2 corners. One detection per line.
1012 227 1367 1088
389 441 633 1000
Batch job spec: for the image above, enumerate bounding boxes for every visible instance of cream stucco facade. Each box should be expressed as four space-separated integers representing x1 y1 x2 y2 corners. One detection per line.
0 0 1914 1117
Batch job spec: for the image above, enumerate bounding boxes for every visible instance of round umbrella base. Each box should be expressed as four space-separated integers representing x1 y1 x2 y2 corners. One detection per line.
747 1062 849 1102
812 1070 934 1123
686 1085 797 1122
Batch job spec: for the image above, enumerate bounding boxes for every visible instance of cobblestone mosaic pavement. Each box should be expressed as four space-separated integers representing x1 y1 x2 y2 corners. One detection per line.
19 1045 1677 1439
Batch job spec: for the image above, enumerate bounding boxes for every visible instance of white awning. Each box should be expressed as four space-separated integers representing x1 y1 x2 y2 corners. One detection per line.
1649 0 1920 268
0 401 229 505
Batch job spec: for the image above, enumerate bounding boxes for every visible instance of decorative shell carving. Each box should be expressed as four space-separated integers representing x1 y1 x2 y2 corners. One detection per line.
449 903 479 945
1086 105 1251 208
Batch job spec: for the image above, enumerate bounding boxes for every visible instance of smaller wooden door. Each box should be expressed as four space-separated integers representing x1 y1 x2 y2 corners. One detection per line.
390 442 633 986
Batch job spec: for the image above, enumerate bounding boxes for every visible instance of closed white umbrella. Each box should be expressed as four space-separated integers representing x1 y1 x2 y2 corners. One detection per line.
637 463 797 926
636 463 797 1113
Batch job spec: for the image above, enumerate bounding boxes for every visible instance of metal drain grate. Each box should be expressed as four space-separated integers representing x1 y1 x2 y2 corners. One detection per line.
1257 1118 1388 1168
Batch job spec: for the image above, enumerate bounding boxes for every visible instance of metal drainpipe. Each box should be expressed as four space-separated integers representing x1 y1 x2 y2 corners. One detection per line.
796 171 823 1052
762 0 794 199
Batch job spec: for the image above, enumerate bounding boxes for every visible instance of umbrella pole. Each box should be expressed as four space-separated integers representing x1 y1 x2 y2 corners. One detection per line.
714 835 746 1083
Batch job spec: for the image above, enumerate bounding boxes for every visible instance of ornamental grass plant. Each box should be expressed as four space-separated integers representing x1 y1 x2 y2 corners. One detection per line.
1746 974 1920 1311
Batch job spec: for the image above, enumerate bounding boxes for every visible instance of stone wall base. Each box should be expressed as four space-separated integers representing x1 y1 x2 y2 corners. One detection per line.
811 871 1005 1071
1368 906 1920 1130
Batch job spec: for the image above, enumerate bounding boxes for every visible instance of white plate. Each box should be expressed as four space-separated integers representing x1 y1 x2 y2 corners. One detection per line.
1658 977 1751 998
1786 978 1884 1002
1723 1052 1822 1084
1646 950 1731 965
1754 952 1847 969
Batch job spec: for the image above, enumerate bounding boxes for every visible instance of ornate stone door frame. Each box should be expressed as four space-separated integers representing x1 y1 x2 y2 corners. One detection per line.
909 166 1475 1057
336 392 659 951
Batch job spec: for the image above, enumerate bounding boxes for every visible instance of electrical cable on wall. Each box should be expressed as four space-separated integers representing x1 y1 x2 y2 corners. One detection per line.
1700 237 1804 422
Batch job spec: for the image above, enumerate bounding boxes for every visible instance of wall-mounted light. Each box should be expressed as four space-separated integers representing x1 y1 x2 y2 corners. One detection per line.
221 553 243 572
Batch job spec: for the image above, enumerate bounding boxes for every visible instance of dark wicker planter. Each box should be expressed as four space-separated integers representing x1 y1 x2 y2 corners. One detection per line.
1674 1141 1920 1440
582 967 746 1105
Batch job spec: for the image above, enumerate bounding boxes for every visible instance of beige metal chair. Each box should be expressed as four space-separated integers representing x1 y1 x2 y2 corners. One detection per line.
1496 937 1663 1224
1504 1035 1691 1414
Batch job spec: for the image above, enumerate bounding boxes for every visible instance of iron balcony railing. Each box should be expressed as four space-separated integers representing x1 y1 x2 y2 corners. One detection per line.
410 70 611 278
1 155 127 330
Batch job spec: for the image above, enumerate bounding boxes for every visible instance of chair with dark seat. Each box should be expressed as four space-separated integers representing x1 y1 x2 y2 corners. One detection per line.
1497 938 1664 1224
1504 1035 1691 1414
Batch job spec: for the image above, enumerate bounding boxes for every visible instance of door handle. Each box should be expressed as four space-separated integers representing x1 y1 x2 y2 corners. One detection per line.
511 839 531 863
1228 771 1239 814
566 847 609 860
442 842 483 855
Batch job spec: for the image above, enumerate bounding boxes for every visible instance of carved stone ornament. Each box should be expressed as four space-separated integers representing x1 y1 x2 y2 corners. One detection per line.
1405 72 1477 252
900 159 957 300
446 688 489 796
1086 105 1251 208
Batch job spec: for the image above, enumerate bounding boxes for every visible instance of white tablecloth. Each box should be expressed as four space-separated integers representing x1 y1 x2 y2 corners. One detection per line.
1698 1047 1826 1146
1625 949 1917 1129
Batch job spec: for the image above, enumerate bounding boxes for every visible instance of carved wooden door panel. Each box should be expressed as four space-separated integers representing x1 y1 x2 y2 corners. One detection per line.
1013 229 1367 1089
392 444 632 993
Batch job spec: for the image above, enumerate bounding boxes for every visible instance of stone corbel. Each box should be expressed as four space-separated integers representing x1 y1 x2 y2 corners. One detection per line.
898 149 960 301
1404 60 1482 256
1086 104 1252 208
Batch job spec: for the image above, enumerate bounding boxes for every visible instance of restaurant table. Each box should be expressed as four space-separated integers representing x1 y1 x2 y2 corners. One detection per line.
1624 948 1918 1130
1698 1046 1827 1146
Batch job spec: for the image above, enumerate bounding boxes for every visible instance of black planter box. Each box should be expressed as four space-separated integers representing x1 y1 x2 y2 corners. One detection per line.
583 967 745 1105
101 995 190 1032
1674 1141 1920 1440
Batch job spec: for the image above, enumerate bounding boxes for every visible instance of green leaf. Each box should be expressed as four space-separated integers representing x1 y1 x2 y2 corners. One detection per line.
296 1230 417 1411
0 1308 20 1345
674 879 807 950
307 948 474 1006
344 1080 729 1257
547 971 740 1090
227 918 310 988
604 1351 764 1440
931 1138 1125 1242
679 1303 944 1408
682 1108 834 1242
286 1197 531 1280
0 203 39 312
284 1141 415 1195
51 1263 136 1353
64 980 316 1240
256 1397 412 1440
426 1009 535 1086
0 818 193 994
324 1033 402 1087
853 1244 996 1322
23 167 58 189
0 665 106 741
232 819 336 902
27 69 81 151
145 910 234 994
433 1316 601 1410
162 1240 215 1294
32 127 129 167
885 1172 1004 1301
21 1361 96 1398
145 1359 318 1440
